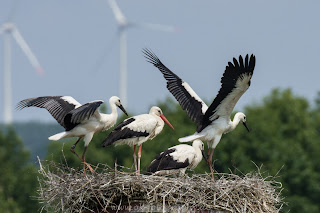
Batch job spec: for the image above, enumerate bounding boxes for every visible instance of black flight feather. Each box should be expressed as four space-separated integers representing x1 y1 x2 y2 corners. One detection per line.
102 127 149 147
143 48 205 127
16 96 77 129
16 96 104 131
198 54 255 132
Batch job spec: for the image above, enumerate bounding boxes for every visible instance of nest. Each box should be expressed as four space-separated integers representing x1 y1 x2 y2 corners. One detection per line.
37 160 283 213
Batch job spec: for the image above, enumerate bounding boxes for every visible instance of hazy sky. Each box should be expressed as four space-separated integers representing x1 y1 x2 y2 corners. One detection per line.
1 0 319 123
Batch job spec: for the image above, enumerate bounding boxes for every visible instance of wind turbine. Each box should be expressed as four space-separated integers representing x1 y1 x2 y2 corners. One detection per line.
107 0 180 107
1 22 43 124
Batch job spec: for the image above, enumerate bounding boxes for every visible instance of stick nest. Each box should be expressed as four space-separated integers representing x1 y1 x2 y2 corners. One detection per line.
37 161 283 213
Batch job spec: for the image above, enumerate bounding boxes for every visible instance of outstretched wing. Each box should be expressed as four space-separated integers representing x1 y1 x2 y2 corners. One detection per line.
16 96 81 129
143 48 208 127
17 96 103 131
198 54 256 132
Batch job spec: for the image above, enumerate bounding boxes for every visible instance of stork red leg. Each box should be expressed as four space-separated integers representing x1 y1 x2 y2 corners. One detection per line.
133 145 137 172
81 146 95 175
137 144 142 176
207 147 215 181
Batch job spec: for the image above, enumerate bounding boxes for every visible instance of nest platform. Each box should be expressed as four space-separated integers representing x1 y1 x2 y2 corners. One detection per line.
37 161 283 213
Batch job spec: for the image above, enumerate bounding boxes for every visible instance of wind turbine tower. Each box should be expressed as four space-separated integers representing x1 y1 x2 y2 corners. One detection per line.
107 0 180 107
1 22 43 124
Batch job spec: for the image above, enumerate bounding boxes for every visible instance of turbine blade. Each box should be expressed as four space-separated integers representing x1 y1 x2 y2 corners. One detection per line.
7 0 21 22
131 21 182 33
11 25 44 74
108 0 127 26
92 32 119 73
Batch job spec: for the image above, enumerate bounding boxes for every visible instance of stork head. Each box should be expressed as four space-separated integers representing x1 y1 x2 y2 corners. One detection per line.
109 96 128 116
150 106 174 129
237 112 250 132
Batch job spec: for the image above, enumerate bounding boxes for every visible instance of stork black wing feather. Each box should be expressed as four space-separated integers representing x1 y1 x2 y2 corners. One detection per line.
113 117 135 131
147 148 189 173
198 54 256 132
16 96 77 129
67 101 103 125
102 127 149 147
143 48 206 127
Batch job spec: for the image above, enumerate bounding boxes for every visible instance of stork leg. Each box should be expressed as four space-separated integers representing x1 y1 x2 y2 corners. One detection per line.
70 137 83 161
137 144 142 176
70 137 94 175
81 146 95 175
207 147 215 181
133 145 137 172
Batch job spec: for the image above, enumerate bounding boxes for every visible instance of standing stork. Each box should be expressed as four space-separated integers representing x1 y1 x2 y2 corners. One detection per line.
16 96 128 174
102 106 174 176
147 139 206 176
143 49 255 179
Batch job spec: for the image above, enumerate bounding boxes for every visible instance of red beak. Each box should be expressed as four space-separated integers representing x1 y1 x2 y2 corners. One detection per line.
160 114 174 130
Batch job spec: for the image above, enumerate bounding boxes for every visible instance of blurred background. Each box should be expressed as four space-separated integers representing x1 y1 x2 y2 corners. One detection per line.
0 0 319 212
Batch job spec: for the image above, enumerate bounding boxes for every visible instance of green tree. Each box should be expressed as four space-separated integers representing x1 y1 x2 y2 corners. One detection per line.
0 128 39 213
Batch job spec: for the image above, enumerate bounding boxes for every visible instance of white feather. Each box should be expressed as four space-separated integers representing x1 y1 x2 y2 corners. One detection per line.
61 96 81 108
48 132 67 141
178 133 204 143
182 82 208 114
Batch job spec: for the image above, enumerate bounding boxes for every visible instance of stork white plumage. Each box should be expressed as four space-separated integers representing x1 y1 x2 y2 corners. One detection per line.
147 139 206 176
102 106 174 176
143 49 256 180
1 22 43 124
16 96 128 174
107 0 179 107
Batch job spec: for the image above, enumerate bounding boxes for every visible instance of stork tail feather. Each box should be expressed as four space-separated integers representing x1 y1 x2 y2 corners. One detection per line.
178 134 203 143
48 132 68 141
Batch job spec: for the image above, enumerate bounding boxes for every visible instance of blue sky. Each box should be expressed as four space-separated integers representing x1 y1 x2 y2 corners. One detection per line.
1 0 320 123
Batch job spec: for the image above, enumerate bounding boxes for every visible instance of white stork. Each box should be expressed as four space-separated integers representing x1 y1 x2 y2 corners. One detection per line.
102 106 174 176
143 49 255 179
147 139 205 176
16 95 128 174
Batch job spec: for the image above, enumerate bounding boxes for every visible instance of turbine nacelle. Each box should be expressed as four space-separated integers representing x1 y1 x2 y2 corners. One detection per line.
1 22 15 33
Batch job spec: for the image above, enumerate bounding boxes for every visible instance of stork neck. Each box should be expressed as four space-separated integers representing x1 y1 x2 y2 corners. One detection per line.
109 101 118 117
230 113 241 131
192 144 203 167
194 145 202 157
